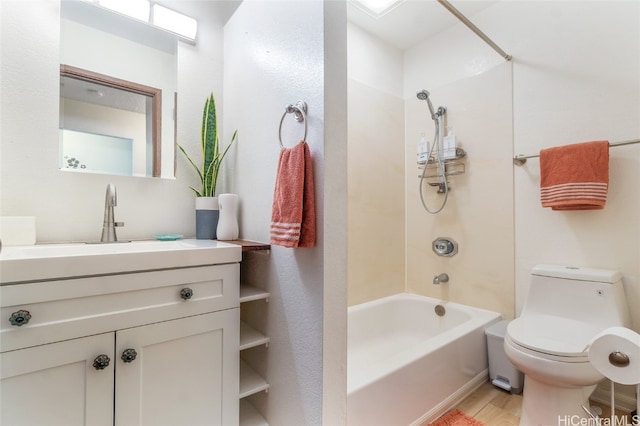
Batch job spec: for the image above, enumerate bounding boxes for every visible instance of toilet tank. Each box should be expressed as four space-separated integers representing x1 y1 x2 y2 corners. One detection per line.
523 264 630 329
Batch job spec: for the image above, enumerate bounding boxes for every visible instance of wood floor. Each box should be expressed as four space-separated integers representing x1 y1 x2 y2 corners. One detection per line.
456 381 522 425
452 381 632 426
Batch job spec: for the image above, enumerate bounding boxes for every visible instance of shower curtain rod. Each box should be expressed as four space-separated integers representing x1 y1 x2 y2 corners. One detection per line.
437 0 512 61
513 138 640 166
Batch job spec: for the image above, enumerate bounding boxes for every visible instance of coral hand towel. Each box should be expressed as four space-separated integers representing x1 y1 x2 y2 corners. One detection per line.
270 141 316 247
540 140 609 210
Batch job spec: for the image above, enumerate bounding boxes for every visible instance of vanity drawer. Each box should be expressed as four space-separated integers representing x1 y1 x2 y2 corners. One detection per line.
0 264 239 352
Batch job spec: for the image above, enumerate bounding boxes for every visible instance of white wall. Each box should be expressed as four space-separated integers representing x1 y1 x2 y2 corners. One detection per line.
0 0 228 242
498 1 640 331
223 1 347 424
453 1 640 330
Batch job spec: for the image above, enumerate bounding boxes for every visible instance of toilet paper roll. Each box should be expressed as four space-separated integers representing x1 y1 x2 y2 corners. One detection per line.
588 326 640 385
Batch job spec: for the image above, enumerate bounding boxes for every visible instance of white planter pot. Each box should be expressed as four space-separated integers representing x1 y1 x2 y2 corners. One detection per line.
216 194 239 241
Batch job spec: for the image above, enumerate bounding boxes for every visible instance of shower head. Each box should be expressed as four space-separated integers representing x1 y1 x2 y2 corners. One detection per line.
416 89 437 121
416 89 430 100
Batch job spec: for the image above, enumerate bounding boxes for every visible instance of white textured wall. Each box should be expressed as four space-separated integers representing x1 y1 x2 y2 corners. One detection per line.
0 0 228 242
223 1 347 424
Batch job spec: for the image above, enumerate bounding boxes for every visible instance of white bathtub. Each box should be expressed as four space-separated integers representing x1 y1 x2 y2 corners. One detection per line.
347 293 501 426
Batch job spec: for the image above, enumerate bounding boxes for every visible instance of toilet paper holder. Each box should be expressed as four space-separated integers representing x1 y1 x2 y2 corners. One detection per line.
608 351 630 367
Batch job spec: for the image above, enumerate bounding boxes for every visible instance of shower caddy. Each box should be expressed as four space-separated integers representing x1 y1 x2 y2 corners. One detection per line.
417 147 467 188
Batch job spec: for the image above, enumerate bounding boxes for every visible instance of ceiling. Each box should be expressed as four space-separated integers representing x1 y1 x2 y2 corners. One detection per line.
155 1 498 52
347 0 499 50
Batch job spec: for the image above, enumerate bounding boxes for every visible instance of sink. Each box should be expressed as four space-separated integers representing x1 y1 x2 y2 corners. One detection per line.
0 239 242 283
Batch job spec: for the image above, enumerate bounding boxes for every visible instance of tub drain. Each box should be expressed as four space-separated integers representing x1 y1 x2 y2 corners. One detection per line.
435 305 446 316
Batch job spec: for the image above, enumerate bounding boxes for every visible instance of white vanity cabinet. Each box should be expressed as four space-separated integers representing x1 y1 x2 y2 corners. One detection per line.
114 309 238 425
0 242 241 426
1 332 115 426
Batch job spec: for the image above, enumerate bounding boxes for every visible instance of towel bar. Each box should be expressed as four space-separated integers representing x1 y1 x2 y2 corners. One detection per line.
278 101 307 149
513 138 640 165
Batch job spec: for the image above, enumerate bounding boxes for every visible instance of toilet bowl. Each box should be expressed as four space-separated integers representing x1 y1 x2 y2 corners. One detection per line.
505 265 630 426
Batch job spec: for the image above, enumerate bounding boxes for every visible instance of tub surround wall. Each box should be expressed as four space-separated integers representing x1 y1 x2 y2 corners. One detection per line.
347 23 405 306
347 19 515 318
404 62 514 318
347 81 405 306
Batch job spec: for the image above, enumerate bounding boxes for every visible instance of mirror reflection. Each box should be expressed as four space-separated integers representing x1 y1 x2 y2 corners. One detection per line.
60 0 178 178
60 66 160 176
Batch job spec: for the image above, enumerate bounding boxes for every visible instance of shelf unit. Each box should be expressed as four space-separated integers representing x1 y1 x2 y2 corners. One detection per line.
240 359 270 398
240 284 270 303
240 321 269 351
230 240 271 426
239 399 269 426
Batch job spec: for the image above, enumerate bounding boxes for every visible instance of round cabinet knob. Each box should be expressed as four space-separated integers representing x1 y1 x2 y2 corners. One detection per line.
180 288 193 300
93 354 111 370
121 348 138 363
9 309 32 327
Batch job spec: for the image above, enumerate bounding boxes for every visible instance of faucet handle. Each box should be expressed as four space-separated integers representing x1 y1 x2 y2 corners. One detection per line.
114 222 124 227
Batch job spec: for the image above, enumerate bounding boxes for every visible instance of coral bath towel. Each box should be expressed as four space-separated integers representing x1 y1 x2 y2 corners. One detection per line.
270 141 316 247
540 140 609 210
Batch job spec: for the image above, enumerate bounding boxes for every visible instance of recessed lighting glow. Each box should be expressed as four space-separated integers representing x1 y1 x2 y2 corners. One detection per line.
152 4 197 41
353 0 405 17
99 0 150 22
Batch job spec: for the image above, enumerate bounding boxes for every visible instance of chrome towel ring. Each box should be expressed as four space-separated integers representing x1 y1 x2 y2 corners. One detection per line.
278 101 307 149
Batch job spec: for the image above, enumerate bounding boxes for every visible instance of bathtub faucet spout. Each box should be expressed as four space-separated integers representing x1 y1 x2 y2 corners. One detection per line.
433 273 449 285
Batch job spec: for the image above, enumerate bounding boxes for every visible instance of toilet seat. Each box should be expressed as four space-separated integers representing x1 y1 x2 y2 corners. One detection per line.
507 315 602 360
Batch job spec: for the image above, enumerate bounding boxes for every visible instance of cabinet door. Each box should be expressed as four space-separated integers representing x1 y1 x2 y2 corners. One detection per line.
1 333 114 426
115 310 239 426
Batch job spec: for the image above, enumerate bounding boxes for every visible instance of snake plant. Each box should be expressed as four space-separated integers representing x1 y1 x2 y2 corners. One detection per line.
179 93 237 197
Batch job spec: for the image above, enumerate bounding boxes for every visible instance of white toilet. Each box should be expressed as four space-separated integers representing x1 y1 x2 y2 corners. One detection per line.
504 264 630 426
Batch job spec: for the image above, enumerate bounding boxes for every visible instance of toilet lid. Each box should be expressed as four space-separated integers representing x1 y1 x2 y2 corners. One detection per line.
507 315 603 357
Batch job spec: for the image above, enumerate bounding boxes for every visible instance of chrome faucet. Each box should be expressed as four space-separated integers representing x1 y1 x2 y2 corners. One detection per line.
100 184 124 243
433 273 449 285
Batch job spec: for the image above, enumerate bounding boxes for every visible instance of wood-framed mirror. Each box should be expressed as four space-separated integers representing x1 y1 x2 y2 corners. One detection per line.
60 0 178 178
60 65 161 177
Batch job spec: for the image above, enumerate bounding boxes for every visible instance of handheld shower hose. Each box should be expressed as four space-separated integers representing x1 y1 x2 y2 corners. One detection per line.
417 90 448 214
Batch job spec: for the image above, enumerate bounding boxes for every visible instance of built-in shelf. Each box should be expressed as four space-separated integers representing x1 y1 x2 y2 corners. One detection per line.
239 399 269 426
240 359 269 399
240 321 270 351
226 240 271 252
237 241 270 425
240 284 270 303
